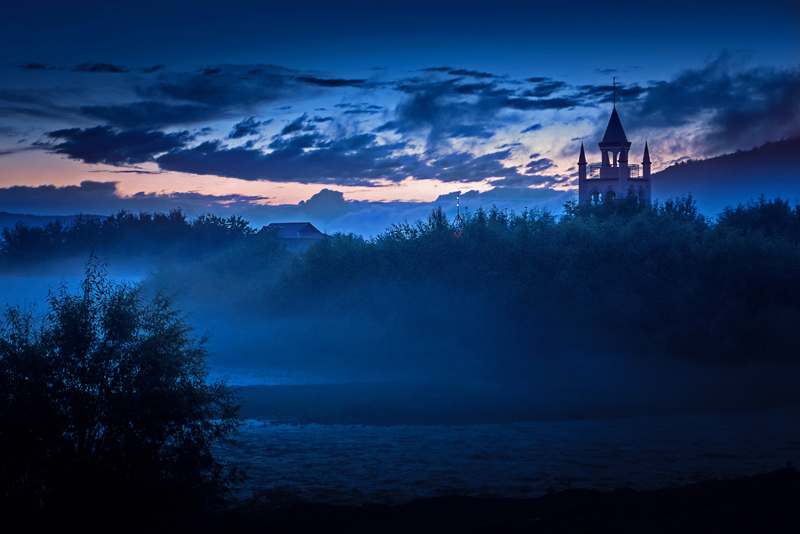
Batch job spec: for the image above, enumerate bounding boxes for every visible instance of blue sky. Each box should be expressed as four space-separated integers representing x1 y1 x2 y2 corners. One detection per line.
1 0 798 236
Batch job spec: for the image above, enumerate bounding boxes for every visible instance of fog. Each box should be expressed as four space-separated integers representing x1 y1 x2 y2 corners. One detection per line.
132 250 800 425
3 206 800 427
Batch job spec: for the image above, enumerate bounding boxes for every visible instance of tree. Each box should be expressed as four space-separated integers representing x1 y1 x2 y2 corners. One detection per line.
0 259 242 523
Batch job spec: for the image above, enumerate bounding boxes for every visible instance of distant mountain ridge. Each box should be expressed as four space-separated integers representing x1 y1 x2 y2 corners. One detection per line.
652 137 800 215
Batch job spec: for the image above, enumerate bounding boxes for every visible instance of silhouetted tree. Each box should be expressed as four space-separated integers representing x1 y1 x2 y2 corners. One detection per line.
0 259 242 524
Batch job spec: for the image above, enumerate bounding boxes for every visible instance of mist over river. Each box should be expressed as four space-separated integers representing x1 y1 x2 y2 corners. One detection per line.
223 404 800 505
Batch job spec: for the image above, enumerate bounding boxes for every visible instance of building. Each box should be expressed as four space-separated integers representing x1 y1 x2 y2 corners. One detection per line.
260 222 326 251
578 105 651 204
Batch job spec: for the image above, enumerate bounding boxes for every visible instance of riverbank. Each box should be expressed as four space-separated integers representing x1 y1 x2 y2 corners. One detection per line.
215 465 800 533
7 465 798 533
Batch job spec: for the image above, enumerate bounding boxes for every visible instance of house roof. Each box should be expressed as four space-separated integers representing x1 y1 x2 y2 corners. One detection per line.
600 107 629 146
264 222 325 239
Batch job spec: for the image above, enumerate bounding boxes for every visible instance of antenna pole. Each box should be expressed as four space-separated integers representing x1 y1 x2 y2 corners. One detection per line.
613 76 616 108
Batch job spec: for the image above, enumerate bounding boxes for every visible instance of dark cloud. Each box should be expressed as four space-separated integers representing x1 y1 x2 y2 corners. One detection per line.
140 65 165 73
521 123 542 134
525 80 566 98
72 61 129 73
146 65 294 107
75 64 305 128
156 134 408 185
296 76 366 87
392 79 510 149
228 117 269 139
428 150 525 183
280 114 314 135
47 126 190 165
388 74 583 149
631 54 800 152
525 157 555 173
374 121 398 132
153 124 535 186
502 97 579 110
420 67 496 79
9 63 374 130
16 62 61 71
335 103 383 115
267 133 325 150
575 82 647 104
80 101 212 129
447 69 496 79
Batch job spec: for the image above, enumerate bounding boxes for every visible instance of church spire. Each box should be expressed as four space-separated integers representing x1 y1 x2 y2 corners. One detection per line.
600 107 629 146
642 141 651 164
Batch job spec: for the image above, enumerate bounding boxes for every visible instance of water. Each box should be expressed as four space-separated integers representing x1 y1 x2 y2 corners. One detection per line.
222 404 800 505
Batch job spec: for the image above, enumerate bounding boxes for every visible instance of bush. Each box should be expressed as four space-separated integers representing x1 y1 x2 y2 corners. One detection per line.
0 259 243 524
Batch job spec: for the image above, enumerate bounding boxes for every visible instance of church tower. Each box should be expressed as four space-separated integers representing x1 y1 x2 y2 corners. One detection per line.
578 100 651 204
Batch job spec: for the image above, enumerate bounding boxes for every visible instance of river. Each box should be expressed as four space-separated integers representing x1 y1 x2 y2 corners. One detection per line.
221 403 800 505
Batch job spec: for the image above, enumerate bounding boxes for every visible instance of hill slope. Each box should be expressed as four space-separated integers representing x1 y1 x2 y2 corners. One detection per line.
652 137 800 216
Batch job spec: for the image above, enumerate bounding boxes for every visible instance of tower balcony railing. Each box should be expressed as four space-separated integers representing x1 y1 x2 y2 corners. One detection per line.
588 163 640 178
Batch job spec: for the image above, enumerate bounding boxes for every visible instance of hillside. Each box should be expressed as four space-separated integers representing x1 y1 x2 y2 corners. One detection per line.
652 137 800 216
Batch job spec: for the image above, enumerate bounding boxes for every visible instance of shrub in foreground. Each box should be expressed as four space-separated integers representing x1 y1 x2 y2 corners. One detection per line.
0 259 242 525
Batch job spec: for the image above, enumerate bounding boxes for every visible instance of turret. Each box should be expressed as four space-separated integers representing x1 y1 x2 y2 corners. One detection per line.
578 143 588 203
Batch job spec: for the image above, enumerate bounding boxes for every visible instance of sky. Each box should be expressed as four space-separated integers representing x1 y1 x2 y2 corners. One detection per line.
1 0 798 236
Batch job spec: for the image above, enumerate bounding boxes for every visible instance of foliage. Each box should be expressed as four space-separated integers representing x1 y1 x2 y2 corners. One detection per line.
0 259 242 521
0 209 261 268
716 196 800 241
271 195 800 364
4 195 800 366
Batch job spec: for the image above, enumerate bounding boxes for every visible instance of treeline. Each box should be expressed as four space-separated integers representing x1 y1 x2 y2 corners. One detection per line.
0 210 284 268
6 195 800 363
274 194 800 363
